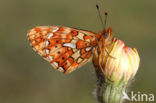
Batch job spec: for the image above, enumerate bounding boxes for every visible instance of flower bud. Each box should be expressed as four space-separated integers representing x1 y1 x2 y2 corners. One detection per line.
93 37 140 103
99 38 140 82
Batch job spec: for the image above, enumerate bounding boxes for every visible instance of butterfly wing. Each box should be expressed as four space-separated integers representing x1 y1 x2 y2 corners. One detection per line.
27 26 97 74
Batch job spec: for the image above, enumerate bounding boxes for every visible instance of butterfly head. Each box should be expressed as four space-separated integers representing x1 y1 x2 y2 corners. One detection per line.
98 27 113 41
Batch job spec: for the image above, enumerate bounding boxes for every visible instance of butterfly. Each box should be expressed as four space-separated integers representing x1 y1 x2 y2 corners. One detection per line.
27 26 113 74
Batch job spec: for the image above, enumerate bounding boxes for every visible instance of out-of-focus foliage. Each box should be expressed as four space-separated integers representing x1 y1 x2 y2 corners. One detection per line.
0 0 155 103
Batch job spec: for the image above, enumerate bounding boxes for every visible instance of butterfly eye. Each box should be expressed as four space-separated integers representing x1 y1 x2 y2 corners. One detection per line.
57 51 60 54
104 32 108 38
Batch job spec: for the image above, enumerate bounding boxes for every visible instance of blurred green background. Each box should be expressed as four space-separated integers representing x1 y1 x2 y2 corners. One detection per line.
0 0 156 103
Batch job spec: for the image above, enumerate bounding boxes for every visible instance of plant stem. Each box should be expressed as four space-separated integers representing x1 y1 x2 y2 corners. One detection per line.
95 68 106 103
95 68 127 103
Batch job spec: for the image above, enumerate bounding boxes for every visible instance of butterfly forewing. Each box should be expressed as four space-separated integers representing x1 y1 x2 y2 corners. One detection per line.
27 26 97 74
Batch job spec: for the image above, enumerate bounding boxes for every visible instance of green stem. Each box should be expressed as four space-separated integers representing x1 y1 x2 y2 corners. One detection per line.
95 69 128 103
104 82 127 103
95 68 106 103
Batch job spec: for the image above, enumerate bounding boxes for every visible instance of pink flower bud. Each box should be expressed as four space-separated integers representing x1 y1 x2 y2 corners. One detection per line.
93 38 140 82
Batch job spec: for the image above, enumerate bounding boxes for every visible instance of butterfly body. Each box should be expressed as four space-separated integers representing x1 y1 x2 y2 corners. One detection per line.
27 26 112 74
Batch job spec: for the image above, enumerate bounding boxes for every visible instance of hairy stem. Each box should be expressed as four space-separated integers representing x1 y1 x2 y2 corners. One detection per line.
95 68 106 103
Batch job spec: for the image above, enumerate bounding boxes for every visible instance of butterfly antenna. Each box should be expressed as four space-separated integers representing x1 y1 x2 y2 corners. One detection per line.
104 11 108 28
96 4 105 28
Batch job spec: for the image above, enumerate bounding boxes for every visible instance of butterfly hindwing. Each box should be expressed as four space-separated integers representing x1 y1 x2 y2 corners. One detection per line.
27 26 97 74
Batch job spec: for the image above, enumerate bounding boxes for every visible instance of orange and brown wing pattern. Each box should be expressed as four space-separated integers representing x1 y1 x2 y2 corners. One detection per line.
27 26 97 74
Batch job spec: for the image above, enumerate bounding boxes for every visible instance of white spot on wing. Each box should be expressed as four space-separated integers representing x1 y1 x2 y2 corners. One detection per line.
45 41 49 46
53 62 58 67
47 33 54 38
48 56 53 61
45 49 49 54
58 67 64 72
86 47 91 51
63 43 76 48
52 27 59 32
